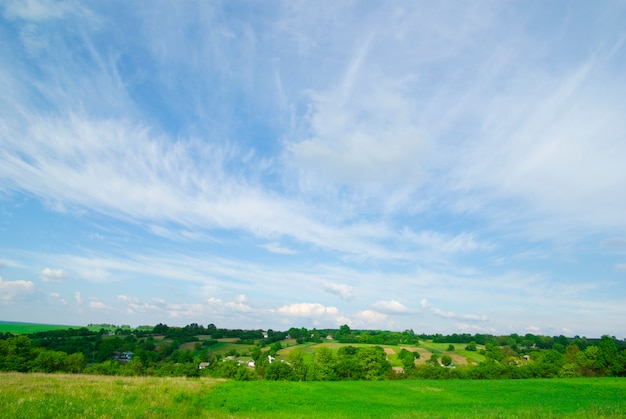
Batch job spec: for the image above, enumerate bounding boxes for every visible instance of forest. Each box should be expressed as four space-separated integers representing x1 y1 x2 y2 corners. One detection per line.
1 323 625 381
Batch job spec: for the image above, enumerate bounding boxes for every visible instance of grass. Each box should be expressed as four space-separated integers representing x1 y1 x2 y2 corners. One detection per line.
2 373 625 418
418 340 486 365
0 321 93 335
0 373 225 418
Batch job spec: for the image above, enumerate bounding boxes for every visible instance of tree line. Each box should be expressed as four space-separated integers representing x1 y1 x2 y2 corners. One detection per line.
1 324 625 380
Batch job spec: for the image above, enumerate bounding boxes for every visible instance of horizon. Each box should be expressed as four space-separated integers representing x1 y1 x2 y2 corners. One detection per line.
1 1 625 339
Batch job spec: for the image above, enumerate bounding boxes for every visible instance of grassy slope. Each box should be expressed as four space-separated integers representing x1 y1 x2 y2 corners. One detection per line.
2 373 625 418
0 322 92 334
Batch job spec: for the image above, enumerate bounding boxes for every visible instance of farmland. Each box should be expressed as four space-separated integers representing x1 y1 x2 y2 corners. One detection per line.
2 321 626 416
1 372 625 418
0 321 103 335
2 321 626 380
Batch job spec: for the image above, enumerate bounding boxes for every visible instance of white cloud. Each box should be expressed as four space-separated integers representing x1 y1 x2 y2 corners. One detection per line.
0 113 418 262
209 295 255 313
603 238 626 249
448 51 626 235
39 267 67 282
420 299 488 322
0 276 36 302
1 2 625 337
353 310 389 328
88 300 111 310
260 242 297 255
323 282 355 301
455 323 497 334
74 291 81 304
49 292 67 304
118 294 161 315
278 302 339 318
371 299 413 314
288 77 429 185
2 0 87 22
403 230 493 253
0 258 21 269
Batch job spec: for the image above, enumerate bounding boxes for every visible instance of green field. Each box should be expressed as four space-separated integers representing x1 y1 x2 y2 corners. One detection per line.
1 373 624 418
0 321 88 334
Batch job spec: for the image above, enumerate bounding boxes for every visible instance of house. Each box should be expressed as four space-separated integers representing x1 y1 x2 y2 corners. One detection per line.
198 362 210 370
268 355 275 364
112 351 133 364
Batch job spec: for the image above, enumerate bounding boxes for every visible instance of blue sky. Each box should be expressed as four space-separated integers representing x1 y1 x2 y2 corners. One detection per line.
1 1 625 338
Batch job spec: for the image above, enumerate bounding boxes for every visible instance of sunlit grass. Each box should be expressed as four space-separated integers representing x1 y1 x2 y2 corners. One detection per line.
2 373 625 418
1 373 226 418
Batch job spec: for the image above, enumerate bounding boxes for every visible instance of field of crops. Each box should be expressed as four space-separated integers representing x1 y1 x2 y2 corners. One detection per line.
1 373 625 418
0 322 81 334
0 322 111 334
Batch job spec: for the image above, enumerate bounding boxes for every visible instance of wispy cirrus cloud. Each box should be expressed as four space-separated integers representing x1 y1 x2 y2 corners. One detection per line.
260 242 297 255
1 1 625 337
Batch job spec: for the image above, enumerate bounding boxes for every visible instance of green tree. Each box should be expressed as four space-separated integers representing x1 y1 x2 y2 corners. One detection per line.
269 341 282 356
398 349 417 373
536 349 564 377
597 335 618 375
265 361 294 380
577 346 600 376
311 346 337 381
564 344 581 364
287 348 308 381
33 350 68 373
0 335 35 372
427 354 440 367
356 346 391 380
66 352 86 373
441 354 453 367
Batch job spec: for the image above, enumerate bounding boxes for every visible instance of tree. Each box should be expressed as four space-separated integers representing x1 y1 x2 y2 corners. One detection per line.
536 349 564 377
66 352 86 373
564 344 581 364
287 348 308 381
33 350 68 373
597 335 618 375
447 344 455 351
311 346 337 381
441 354 453 367
427 354 440 367
269 341 282 356
356 346 391 380
465 341 477 351
265 361 294 381
577 346 600 377
250 345 262 361
398 349 417 373
0 335 35 372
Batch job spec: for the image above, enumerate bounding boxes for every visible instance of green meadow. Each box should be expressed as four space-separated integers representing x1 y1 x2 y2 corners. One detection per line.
1 373 625 418
0 322 111 335
0 322 79 335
